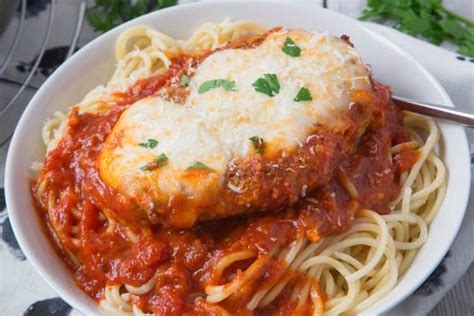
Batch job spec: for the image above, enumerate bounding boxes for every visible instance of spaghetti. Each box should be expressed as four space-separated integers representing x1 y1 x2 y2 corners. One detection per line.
32 21 446 315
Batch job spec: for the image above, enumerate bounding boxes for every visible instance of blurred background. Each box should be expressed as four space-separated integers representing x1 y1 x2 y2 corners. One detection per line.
0 1 472 315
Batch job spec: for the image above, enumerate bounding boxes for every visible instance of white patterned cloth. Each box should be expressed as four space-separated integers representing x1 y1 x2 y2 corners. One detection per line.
0 1 472 315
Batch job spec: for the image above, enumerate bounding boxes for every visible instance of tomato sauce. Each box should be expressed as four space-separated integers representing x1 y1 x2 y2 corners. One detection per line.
31 35 419 315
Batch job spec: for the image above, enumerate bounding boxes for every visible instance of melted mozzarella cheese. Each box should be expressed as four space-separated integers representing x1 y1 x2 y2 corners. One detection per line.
98 29 371 215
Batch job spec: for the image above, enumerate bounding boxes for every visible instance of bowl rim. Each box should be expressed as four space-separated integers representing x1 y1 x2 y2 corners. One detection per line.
5 1 471 315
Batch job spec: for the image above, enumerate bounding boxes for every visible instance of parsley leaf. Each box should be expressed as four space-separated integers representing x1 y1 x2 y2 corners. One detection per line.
359 0 474 57
252 74 280 97
186 161 212 171
282 37 301 57
459 39 474 57
140 153 168 171
249 136 265 154
181 75 191 86
87 0 177 33
439 19 465 40
294 87 312 102
139 138 158 149
198 79 236 94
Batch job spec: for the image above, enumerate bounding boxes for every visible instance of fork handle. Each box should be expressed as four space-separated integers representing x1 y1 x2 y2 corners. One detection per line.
393 96 474 128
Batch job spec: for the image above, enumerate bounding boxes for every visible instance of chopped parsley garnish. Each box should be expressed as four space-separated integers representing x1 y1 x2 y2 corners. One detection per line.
249 136 265 154
198 79 236 94
294 87 313 102
140 153 168 171
87 0 177 33
252 74 280 97
181 75 191 86
186 161 212 171
282 37 301 57
359 0 474 57
139 138 159 149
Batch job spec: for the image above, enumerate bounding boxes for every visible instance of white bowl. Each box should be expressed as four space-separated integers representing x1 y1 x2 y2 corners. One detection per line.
5 1 471 315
